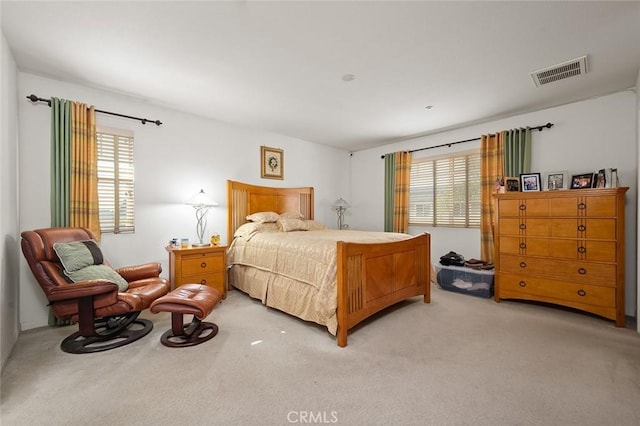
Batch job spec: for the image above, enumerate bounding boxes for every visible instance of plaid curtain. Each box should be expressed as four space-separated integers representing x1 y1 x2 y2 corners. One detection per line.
70 102 101 240
480 133 504 263
393 151 412 233
384 151 412 233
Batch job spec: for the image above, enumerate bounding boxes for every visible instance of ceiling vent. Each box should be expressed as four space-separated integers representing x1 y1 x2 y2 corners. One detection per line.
531 55 588 87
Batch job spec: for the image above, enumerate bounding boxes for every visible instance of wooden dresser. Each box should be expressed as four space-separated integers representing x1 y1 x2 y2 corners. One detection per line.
494 187 627 326
166 245 227 298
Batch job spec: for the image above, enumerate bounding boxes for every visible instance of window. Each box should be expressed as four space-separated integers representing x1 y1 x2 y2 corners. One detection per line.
409 150 481 227
97 127 135 234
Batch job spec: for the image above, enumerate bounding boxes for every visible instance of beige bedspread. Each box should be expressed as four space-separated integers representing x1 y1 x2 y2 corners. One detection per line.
227 228 411 334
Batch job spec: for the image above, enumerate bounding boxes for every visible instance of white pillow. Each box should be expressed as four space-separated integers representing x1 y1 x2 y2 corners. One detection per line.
279 211 303 220
304 220 326 230
246 211 279 223
277 218 308 232
234 222 279 240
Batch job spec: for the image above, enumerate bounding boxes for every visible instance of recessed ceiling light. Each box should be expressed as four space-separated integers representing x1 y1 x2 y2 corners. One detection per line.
341 74 356 82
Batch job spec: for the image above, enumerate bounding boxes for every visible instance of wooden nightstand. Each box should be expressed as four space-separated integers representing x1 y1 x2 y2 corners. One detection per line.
166 245 227 298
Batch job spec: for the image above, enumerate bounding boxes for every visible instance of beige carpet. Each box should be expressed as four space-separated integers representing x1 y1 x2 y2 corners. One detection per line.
2 284 640 426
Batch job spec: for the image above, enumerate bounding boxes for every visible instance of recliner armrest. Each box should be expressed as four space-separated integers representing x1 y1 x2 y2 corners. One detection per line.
116 262 162 282
48 281 119 302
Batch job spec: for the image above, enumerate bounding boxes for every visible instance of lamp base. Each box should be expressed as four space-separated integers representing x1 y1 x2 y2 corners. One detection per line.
191 243 211 247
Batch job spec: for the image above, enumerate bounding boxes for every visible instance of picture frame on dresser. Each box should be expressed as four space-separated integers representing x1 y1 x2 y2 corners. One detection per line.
520 173 541 192
570 172 594 189
546 171 567 190
505 177 520 192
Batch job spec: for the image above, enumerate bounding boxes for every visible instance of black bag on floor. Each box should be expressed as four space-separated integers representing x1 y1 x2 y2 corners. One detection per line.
439 251 465 266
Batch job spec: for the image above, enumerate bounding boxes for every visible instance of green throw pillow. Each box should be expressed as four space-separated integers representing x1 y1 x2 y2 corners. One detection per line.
53 240 104 272
63 265 129 292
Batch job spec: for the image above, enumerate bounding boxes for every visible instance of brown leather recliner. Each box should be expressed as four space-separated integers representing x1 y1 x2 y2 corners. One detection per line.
21 227 170 354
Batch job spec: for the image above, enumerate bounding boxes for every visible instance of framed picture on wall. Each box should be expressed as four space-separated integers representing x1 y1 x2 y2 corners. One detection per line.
570 172 594 189
261 146 284 180
520 173 542 192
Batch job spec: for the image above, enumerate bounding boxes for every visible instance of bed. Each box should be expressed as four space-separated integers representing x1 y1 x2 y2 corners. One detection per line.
226 180 431 347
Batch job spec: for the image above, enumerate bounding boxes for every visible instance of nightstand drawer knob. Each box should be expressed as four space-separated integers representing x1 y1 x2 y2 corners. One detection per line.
578 202 586 210
201 262 207 268
578 268 587 275
577 289 586 297
519 204 526 211
519 243 526 249
200 279 207 284
578 224 586 232
577 246 586 254
519 223 526 230
518 281 526 288
519 261 527 268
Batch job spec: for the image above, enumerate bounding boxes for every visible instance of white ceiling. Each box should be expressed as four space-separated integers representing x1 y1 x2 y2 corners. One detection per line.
2 1 640 151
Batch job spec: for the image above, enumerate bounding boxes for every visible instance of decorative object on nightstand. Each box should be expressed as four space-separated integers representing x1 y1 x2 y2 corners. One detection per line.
166 244 227 297
186 189 219 247
331 197 350 229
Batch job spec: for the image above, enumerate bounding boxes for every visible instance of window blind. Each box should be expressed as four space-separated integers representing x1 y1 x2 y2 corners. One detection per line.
409 150 481 227
97 129 135 234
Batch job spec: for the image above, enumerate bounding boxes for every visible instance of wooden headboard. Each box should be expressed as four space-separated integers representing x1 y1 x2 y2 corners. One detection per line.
227 180 314 241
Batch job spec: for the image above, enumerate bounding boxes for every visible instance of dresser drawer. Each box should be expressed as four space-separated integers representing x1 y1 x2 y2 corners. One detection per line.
498 272 615 308
181 253 225 276
552 239 617 262
550 195 617 217
499 218 549 237
499 254 616 286
499 198 549 217
500 236 549 256
550 218 616 239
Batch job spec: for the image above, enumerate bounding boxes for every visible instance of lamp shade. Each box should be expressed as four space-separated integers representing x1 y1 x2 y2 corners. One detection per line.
331 197 351 209
186 189 219 208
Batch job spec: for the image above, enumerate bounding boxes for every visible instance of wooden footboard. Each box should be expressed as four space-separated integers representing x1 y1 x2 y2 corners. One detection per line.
336 233 430 347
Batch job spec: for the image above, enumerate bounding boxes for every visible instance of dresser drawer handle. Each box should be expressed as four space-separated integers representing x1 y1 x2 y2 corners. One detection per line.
519 223 526 230
578 268 587 275
519 262 527 268
519 243 526 249
577 246 586 254
201 262 207 268
578 224 586 232
577 289 586 297
200 279 207 284
578 202 586 210
519 204 526 211
518 281 526 288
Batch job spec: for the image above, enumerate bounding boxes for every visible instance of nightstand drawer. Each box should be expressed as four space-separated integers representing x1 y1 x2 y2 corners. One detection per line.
174 273 225 288
182 254 224 276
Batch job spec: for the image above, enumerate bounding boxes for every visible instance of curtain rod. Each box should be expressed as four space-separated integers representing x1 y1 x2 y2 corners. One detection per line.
26 94 163 126
380 122 554 159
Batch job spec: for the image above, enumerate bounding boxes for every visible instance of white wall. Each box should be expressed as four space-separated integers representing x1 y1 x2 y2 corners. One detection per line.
351 90 638 317
1 31 20 370
17 72 350 330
